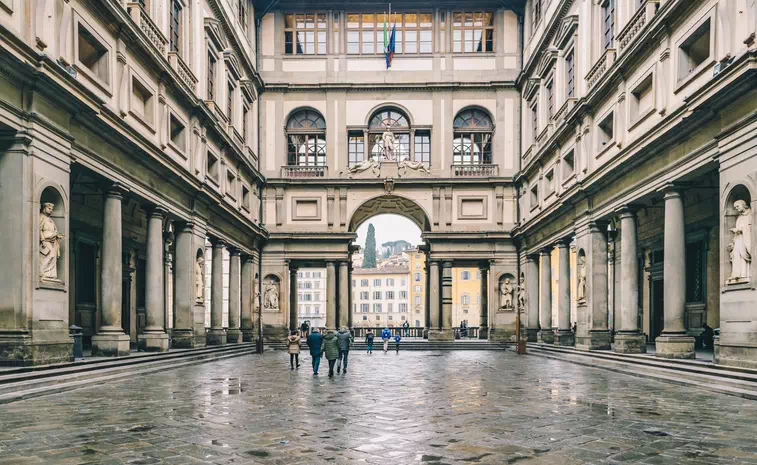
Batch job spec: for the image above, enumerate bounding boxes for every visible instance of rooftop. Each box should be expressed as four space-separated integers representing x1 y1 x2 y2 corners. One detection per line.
353 265 410 275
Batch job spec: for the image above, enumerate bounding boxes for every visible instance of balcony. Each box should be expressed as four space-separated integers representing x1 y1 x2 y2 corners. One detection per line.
616 1 660 54
451 164 499 177
168 52 198 92
126 3 167 56
586 48 617 90
281 166 328 178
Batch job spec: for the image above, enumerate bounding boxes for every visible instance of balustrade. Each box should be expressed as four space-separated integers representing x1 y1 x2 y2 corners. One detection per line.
451 164 499 178
281 166 328 178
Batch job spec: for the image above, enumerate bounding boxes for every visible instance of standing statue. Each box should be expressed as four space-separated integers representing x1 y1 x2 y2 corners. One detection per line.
39 202 64 281
728 199 752 282
577 255 587 302
264 281 279 310
253 273 260 311
195 255 205 303
382 123 396 161
517 275 526 313
499 278 514 310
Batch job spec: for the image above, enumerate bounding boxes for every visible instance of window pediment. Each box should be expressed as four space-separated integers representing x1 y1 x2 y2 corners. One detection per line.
536 47 558 78
224 49 242 80
204 17 226 51
524 77 541 101
554 15 579 50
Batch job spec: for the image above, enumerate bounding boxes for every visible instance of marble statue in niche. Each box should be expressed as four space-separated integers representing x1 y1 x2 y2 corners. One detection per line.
728 198 752 282
253 273 260 311
517 275 526 313
577 254 587 302
39 202 64 281
499 277 514 311
195 255 205 303
264 281 279 310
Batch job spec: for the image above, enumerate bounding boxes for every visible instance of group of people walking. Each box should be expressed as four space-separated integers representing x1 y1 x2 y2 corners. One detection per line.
285 327 402 377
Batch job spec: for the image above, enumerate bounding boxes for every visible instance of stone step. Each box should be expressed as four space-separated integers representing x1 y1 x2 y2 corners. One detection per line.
266 341 511 351
0 344 257 404
526 345 757 400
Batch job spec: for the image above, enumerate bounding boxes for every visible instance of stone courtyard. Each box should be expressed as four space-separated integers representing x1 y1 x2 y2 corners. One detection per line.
1 352 756 465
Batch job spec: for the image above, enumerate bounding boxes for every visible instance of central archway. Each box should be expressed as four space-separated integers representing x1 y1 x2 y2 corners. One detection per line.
348 194 431 233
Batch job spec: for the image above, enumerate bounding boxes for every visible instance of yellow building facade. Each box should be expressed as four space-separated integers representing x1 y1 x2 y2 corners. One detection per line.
408 249 427 328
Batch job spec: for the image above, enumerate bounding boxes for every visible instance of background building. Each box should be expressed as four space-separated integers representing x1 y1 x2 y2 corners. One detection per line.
408 249 427 328
297 269 327 329
452 268 482 330
352 266 411 328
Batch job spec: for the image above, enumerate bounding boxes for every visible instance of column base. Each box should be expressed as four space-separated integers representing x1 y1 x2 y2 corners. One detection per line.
526 328 539 343
138 332 169 352
714 340 757 368
655 334 695 359
554 330 575 346
614 332 647 354
206 328 227 346
537 329 554 344
227 329 242 343
263 324 290 343
428 329 455 342
241 329 255 343
489 327 515 342
478 327 489 340
91 333 131 357
575 330 611 351
0 332 73 366
171 329 198 348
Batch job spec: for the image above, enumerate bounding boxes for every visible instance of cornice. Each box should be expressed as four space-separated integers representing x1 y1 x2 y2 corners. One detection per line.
522 0 575 78
262 81 518 92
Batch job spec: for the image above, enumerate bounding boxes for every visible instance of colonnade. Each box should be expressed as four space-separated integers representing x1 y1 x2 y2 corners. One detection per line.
287 259 352 331
525 187 694 358
90 182 258 357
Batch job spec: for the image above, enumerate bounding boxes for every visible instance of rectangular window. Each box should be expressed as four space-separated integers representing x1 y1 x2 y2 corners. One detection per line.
414 272 421 282
546 78 554 119
361 279 369 287
388 303 393 312
131 78 154 125
414 132 431 166
532 0 542 31
386 278 394 287
530 184 539 208
414 285 422 292
461 270 470 280
563 150 575 178
399 303 408 312
678 19 711 80
348 133 365 167
238 0 248 31
226 81 234 121
284 13 328 55
414 296 421 305
242 103 249 142
373 303 382 312
386 291 395 300
598 112 615 147
360 291 369 300
76 243 97 305
566 51 575 98
531 100 538 141
332 13 340 54
686 241 705 303
374 279 381 287
360 303 369 312
374 291 382 300
77 24 110 85
452 11 494 53
461 294 470 305
346 12 434 55
439 11 446 53
170 0 181 53
399 291 408 299
207 52 216 100
602 0 616 50
287 135 326 166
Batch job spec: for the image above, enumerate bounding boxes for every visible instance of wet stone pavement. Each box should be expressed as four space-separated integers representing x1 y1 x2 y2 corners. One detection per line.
1 351 757 465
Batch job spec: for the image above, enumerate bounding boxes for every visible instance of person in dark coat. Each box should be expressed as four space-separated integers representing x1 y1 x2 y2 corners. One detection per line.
306 328 324 375
700 323 715 349
365 330 375 354
335 327 353 374
322 330 340 378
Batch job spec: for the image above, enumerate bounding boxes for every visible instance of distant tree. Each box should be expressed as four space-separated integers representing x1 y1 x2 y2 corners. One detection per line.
364 224 377 268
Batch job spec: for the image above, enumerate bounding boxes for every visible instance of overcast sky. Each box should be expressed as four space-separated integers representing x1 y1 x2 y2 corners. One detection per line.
354 214 422 249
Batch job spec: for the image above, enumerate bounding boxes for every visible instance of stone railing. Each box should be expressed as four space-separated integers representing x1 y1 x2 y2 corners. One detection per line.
168 52 198 91
616 0 660 54
205 100 228 124
451 164 499 177
126 3 167 56
586 48 616 90
553 98 577 125
281 166 328 178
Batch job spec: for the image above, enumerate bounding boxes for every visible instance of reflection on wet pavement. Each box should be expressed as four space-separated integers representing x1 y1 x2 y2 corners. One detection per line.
0 350 756 464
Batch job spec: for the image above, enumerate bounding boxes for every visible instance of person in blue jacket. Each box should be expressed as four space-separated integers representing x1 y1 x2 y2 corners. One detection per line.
381 327 392 353
394 333 401 353
306 328 324 375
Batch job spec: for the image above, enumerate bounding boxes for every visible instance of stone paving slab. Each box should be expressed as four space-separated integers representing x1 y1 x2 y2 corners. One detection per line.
1 351 756 464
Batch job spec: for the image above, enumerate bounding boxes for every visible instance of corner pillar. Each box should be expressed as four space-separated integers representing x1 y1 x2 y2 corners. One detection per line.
615 208 646 353
206 239 227 345
555 241 574 346
538 248 554 344
227 249 242 343
526 254 540 342
338 261 349 329
138 206 169 352
241 254 255 342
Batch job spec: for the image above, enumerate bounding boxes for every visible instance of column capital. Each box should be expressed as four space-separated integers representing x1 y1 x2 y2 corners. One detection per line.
588 221 609 234
658 182 683 198
210 237 227 248
176 220 195 232
228 247 241 257
242 254 255 264
617 206 638 219
441 259 453 268
555 239 571 249
148 205 168 219
106 182 129 199
539 247 552 256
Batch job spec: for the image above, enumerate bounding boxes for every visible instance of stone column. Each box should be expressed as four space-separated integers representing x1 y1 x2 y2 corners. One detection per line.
240 255 254 342
428 260 442 338
431 260 454 341
526 255 540 342
171 222 194 347
227 249 241 343
555 241 574 346
578 222 612 350
92 183 131 357
656 187 695 358
326 261 337 330
207 239 227 345
615 208 646 353
538 248 554 344
288 264 298 332
338 261 349 329
478 265 489 339
138 206 169 352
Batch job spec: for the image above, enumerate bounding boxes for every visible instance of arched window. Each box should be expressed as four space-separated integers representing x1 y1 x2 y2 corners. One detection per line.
453 108 493 165
287 109 326 166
